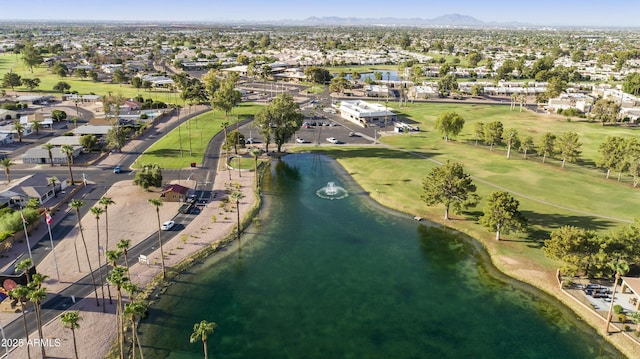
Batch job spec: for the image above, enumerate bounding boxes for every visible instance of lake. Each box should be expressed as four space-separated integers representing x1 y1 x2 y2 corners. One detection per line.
140 153 623 359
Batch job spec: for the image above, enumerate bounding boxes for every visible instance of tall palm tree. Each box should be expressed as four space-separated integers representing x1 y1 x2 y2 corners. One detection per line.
70 199 100 308
117 239 131 276
229 191 245 240
99 196 116 258
12 121 24 142
107 266 129 359
124 300 147 359
48 176 58 197
1 158 13 183
8 285 31 359
605 259 630 334
90 206 108 309
61 144 75 184
27 286 47 359
148 198 166 279
190 320 217 359
42 143 55 166
15 258 33 284
250 148 261 189
60 310 82 359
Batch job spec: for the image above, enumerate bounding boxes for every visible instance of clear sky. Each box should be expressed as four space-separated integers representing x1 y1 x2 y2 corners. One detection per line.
1 0 639 27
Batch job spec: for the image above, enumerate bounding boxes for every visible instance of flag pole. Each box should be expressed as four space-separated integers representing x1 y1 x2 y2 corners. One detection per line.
20 211 33 261
45 210 60 281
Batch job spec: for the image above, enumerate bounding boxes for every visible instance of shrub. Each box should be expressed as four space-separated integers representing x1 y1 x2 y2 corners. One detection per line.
618 313 627 323
614 304 624 314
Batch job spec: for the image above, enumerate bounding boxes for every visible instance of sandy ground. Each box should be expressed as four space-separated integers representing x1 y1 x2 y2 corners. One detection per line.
2 167 255 359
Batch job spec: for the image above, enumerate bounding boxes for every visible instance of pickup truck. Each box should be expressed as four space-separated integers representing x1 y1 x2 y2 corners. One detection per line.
179 203 193 214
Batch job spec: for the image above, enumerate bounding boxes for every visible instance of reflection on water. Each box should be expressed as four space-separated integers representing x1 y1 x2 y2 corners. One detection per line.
140 154 624 359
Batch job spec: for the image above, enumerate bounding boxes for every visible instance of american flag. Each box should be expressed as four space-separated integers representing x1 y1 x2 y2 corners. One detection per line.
45 210 53 225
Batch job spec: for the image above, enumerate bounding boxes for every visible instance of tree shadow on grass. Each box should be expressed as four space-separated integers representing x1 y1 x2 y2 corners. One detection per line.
520 210 618 245
144 148 185 158
318 147 440 161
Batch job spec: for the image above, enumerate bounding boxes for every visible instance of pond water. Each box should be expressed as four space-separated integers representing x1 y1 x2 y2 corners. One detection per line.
140 153 624 359
343 70 400 82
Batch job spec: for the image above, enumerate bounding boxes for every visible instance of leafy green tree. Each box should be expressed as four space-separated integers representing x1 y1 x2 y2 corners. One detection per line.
623 72 640 96
520 135 535 159
190 320 217 359
2 72 21 91
60 311 82 359
421 161 479 220
106 126 130 152
545 76 567 99
149 198 167 279
437 73 458 96
130 76 142 88
467 51 482 67
304 66 332 84
254 93 304 153
543 226 601 276
21 77 40 91
505 129 520 159
21 42 42 73
473 122 484 146
134 164 162 190
479 191 527 240
112 69 127 84
538 132 557 163
79 134 98 152
74 68 87 79
483 121 503 151
51 109 67 122
434 111 465 141
211 77 241 115
597 136 627 179
329 76 350 94
53 81 71 93
52 62 68 78
201 68 220 96
556 132 582 168
591 98 620 126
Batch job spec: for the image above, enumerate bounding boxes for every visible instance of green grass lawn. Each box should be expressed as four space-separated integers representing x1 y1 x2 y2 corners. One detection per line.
299 103 640 277
0 53 179 101
134 103 263 169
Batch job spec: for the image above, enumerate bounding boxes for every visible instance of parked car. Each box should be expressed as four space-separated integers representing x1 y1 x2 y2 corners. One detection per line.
161 220 175 231
326 137 339 144
245 137 256 144
296 137 305 143
113 165 122 173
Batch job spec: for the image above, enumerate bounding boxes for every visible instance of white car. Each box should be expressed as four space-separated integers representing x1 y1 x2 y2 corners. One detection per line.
326 137 339 144
295 137 305 143
161 220 175 231
245 138 256 144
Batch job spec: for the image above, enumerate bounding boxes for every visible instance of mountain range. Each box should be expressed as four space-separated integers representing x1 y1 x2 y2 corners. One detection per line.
258 14 528 27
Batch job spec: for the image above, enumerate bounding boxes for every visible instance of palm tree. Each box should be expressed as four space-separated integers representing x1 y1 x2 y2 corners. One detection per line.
15 258 33 284
250 148 261 189
107 266 129 359
43 143 55 166
90 206 108 310
8 285 31 359
99 196 116 258
605 260 630 334
124 300 147 359
1 158 13 183
117 239 132 276
27 286 48 359
48 176 58 197
148 198 166 279
229 191 245 240
190 320 217 359
70 199 100 308
12 121 24 142
60 310 82 359
31 120 43 135
61 144 75 184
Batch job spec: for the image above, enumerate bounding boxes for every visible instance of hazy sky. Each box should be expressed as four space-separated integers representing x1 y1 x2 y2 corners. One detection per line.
1 0 639 27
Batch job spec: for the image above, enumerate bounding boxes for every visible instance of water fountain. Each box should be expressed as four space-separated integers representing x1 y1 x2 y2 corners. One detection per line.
316 181 348 200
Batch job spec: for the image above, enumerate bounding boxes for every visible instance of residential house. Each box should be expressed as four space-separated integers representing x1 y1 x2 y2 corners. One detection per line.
0 172 68 208
160 184 192 202
21 145 82 165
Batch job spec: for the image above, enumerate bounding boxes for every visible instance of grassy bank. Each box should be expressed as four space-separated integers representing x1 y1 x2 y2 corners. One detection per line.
134 103 263 169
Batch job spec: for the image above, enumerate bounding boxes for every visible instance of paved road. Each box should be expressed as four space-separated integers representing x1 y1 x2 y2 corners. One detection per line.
1 106 220 351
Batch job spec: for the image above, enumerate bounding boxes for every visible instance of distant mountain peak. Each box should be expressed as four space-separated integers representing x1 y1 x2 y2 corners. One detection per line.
297 14 487 26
